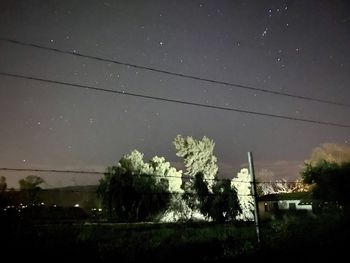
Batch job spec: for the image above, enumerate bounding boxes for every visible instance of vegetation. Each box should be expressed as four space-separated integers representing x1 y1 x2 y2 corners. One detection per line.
231 168 254 221
19 175 44 190
174 134 218 190
98 150 175 222
190 173 241 222
0 176 7 191
301 160 350 214
18 175 45 204
98 135 243 223
2 142 350 260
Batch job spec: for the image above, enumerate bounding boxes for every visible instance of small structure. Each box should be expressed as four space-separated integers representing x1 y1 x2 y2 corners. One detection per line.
258 192 313 220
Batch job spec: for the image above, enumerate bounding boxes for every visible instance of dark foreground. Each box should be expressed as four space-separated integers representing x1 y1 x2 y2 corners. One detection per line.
1 207 349 262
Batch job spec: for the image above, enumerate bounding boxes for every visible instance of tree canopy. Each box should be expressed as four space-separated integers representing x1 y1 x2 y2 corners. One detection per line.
18 175 44 190
191 173 240 222
301 161 350 207
98 150 181 222
173 134 218 191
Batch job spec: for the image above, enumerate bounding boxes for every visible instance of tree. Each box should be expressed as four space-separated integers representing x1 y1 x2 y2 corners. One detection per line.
148 155 192 222
231 168 254 221
148 156 182 193
18 175 44 204
19 175 44 190
189 173 240 222
98 150 180 222
173 134 218 191
0 176 7 191
301 160 350 208
257 179 295 196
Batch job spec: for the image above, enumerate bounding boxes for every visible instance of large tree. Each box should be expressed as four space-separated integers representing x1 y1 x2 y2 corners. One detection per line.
173 135 218 191
98 150 181 222
19 175 44 190
18 175 44 204
301 160 350 209
191 173 240 222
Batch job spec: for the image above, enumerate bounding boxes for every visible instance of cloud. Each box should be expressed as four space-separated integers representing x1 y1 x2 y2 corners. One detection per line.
306 143 350 165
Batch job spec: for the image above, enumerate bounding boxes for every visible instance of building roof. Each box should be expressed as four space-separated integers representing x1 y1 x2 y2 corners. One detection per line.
259 191 313 201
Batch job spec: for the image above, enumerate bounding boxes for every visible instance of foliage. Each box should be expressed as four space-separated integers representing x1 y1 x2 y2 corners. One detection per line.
291 178 312 192
148 156 182 193
260 211 349 259
98 150 180 222
301 160 350 207
18 175 44 190
210 177 241 222
189 173 240 222
18 175 44 204
0 176 7 191
257 179 295 196
159 193 194 222
231 168 254 221
173 134 218 190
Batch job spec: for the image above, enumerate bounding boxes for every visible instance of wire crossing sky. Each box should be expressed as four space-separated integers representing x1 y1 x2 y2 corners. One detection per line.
0 0 349 188
1 71 350 128
1 37 350 108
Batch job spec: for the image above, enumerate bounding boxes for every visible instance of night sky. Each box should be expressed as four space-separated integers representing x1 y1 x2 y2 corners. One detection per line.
0 0 349 188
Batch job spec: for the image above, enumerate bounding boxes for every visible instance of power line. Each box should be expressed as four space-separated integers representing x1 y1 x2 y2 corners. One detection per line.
0 167 104 175
1 37 349 108
0 167 300 184
1 71 349 128
0 167 238 182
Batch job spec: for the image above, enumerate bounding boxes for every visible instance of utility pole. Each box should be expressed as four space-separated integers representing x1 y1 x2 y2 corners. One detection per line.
248 151 261 244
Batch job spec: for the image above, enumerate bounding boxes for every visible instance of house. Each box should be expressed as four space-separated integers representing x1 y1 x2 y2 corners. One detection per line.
258 192 313 220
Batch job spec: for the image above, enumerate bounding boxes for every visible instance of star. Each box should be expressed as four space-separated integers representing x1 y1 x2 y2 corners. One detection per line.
262 28 268 37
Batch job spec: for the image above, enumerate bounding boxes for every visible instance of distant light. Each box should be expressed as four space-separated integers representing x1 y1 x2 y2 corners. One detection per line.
98 208 102 212
74 204 79 207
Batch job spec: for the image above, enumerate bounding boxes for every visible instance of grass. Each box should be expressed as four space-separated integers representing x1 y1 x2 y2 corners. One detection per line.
1 206 349 261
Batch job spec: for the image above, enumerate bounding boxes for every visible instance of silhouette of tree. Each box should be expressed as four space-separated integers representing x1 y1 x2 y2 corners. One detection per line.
98 150 174 222
18 175 44 204
189 173 240 222
19 175 44 190
0 176 7 191
302 161 350 209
